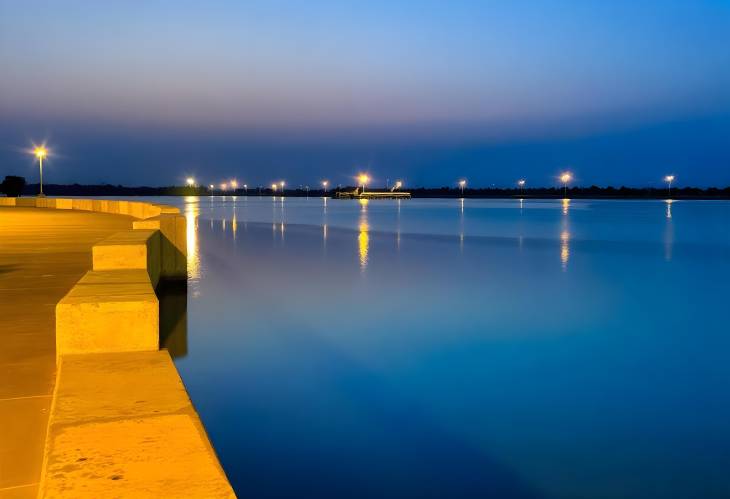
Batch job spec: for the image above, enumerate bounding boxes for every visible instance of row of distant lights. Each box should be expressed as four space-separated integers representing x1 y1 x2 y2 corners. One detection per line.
185 174 404 192
185 173 676 190
26 147 676 191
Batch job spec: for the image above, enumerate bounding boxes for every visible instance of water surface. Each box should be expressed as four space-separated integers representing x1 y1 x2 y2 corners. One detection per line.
155 196 729 498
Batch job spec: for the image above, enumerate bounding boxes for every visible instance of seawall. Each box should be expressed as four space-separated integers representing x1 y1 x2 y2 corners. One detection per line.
0 197 235 498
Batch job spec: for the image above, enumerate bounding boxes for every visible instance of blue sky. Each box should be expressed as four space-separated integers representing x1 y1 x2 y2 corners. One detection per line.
1 0 729 187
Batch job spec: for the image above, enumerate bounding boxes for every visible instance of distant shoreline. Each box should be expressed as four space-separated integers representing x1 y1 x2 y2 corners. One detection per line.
10 183 730 200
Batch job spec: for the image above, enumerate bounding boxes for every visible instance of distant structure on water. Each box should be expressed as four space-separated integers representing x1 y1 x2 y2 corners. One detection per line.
335 187 411 200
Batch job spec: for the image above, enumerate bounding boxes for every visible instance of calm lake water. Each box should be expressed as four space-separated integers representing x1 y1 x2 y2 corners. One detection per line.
152 196 729 498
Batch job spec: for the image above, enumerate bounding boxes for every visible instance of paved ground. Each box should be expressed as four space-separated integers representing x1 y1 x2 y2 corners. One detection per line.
0 207 132 499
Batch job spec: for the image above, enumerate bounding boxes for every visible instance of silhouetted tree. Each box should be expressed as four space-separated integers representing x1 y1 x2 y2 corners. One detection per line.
1 176 26 197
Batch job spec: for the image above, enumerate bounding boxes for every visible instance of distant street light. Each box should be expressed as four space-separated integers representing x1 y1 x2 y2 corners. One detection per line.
243 184 248 194
322 180 329 193
664 175 675 197
186 177 196 187
231 180 238 190
459 179 466 197
560 172 572 198
279 181 285 196
271 183 277 194
33 145 48 197
518 179 526 196
393 180 403 192
220 182 228 191
358 174 370 194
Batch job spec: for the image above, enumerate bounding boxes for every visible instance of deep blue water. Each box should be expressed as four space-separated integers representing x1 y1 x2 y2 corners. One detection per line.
155 196 729 498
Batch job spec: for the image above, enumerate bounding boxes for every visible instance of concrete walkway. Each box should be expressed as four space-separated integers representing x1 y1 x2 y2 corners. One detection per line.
0 207 132 499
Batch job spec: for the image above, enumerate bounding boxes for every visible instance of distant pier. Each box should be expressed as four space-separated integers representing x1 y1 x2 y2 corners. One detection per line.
335 190 411 200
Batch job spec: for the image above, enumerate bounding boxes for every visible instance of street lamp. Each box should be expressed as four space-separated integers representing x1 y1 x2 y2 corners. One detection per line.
243 184 248 194
393 180 403 192
664 175 675 197
560 172 572 198
231 180 238 190
220 182 227 191
186 177 195 187
458 179 466 197
271 183 277 194
358 174 370 194
322 180 329 193
518 179 526 196
279 181 285 196
33 145 48 197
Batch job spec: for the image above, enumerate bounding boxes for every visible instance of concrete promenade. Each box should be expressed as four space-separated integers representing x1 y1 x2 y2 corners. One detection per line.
0 208 132 498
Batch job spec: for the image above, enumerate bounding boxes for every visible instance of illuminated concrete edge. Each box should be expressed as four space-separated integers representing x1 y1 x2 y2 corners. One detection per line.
0 197 235 498
38 351 235 498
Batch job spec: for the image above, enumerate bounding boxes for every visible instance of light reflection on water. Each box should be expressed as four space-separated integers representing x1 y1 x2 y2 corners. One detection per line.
140 196 729 498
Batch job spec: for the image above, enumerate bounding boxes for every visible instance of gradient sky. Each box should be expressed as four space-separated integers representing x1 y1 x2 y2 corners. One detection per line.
1 0 729 187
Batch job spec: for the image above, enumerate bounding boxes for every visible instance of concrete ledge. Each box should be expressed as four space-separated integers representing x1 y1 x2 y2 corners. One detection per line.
56 270 159 357
133 214 187 278
93 230 161 287
39 350 235 498
0 196 180 219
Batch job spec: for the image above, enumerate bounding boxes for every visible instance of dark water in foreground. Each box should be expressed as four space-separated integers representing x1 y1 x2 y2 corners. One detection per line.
153 196 729 498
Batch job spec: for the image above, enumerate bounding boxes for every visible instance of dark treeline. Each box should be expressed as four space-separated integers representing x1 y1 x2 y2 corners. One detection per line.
11 182 730 199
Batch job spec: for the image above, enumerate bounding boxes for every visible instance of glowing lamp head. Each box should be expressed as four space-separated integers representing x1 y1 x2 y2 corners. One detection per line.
664 175 675 183
243 184 248 189
279 181 285 188
34 146 47 160
560 173 572 184
220 183 227 190
271 183 277 191
209 184 214 189
459 180 467 188
186 177 195 186
230 180 238 188
395 180 403 188
358 174 370 186
518 179 526 187
322 180 329 187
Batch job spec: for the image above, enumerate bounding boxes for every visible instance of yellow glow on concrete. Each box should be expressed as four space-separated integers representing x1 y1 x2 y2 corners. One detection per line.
56 270 159 357
39 351 235 498
92 229 161 287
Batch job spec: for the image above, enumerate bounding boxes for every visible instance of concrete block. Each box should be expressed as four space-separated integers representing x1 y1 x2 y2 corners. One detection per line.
72 198 93 211
54 198 73 209
133 214 186 278
92 229 161 287
15 197 38 207
56 270 159 357
35 198 56 209
39 351 235 498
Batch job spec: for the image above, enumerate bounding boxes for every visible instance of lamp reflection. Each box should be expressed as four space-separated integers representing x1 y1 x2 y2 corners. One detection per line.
560 230 570 269
560 199 570 270
184 197 200 282
358 199 369 272
664 200 674 261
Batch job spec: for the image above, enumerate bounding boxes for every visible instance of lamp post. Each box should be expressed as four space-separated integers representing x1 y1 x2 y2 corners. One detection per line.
34 146 48 197
243 184 248 195
458 179 466 197
271 183 277 195
358 174 370 194
322 180 329 193
279 181 285 197
560 172 572 198
664 175 675 197
392 180 403 192
231 180 238 192
517 179 526 196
